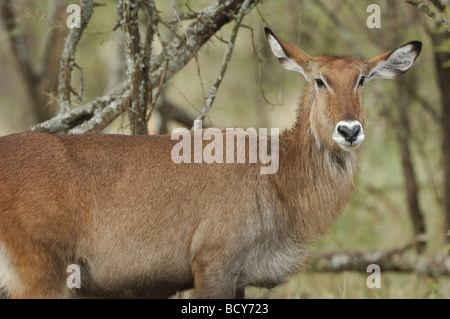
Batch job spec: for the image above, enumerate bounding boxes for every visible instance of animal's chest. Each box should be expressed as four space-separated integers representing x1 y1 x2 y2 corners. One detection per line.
240 231 307 289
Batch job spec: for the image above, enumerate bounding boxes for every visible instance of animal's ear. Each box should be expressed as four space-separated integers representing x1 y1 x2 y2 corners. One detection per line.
366 41 422 80
264 27 312 80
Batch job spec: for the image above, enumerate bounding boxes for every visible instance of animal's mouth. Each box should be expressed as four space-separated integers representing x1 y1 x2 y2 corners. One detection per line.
335 141 363 152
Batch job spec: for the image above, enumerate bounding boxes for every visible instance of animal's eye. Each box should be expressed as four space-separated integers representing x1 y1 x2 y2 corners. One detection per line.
358 77 365 87
315 79 326 88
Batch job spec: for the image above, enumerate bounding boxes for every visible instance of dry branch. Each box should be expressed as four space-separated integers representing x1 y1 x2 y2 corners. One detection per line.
58 0 94 114
309 236 450 277
119 0 150 135
193 0 255 129
147 0 262 88
32 0 261 134
406 0 449 30
32 81 130 134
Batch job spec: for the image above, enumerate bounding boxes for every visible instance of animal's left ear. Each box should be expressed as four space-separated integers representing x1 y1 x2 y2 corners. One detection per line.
366 41 422 80
264 27 312 80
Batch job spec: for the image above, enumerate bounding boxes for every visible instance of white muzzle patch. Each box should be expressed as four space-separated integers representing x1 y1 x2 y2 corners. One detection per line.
332 120 365 151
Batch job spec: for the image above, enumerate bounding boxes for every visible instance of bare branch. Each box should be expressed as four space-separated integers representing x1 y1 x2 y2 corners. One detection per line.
167 5 200 25
148 0 260 87
32 81 130 134
119 0 150 135
147 60 168 122
193 0 256 129
58 0 95 113
240 24 282 109
167 1 207 107
32 0 261 134
430 0 447 12
309 235 450 277
72 63 84 104
141 0 161 123
170 0 190 46
68 91 129 134
406 0 449 30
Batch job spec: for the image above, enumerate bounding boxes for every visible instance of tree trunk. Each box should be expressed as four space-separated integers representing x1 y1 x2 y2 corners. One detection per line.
396 80 426 252
430 30 450 245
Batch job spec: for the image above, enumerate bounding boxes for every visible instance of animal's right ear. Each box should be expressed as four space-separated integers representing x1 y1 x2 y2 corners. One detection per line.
264 27 312 80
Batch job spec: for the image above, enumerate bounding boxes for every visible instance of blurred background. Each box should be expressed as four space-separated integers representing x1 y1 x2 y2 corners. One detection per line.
0 0 449 298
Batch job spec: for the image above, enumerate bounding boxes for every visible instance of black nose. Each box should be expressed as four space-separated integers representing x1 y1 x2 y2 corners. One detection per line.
337 124 361 144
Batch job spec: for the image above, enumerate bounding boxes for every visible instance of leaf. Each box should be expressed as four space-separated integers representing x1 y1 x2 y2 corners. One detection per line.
9 27 21 38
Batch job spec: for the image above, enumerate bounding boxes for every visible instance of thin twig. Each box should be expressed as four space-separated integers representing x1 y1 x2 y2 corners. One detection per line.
147 58 168 122
169 1 207 104
240 24 282 109
170 0 190 47
173 85 202 115
141 0 174 123
193 0 256 129
255 4 271 29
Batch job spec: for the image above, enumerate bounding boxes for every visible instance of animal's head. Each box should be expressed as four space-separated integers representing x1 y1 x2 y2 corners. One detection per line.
265 27 421 152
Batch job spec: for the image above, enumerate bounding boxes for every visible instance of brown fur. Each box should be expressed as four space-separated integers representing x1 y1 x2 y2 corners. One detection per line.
0 30 421 299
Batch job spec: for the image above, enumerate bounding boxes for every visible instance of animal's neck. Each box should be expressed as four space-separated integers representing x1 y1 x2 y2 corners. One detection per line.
271 84 360 240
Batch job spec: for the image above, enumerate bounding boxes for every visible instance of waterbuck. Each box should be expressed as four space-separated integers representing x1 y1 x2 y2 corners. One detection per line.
0 28 421 298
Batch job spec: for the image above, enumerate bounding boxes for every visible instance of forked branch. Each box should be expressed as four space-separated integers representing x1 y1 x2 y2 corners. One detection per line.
32 0 261 134
58 0 94 114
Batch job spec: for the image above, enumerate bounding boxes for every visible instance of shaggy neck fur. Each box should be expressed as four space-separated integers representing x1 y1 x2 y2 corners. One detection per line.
270 83 360 242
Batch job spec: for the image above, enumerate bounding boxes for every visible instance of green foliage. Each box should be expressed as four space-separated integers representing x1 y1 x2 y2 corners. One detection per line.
434 38 450 68
427 281 439 299
436 39 450 52
8 27 21 38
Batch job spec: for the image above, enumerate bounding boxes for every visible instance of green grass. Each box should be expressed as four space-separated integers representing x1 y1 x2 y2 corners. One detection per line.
245 273 450 299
